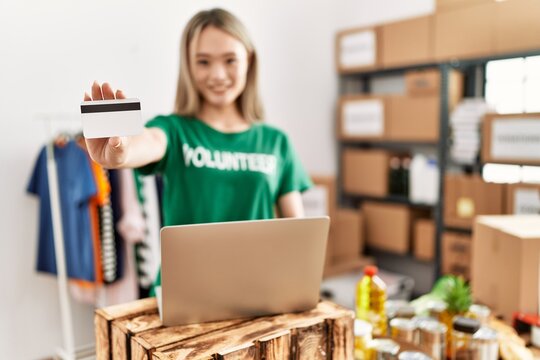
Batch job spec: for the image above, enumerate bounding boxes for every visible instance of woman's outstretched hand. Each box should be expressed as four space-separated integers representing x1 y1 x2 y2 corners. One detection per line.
83 81 130 168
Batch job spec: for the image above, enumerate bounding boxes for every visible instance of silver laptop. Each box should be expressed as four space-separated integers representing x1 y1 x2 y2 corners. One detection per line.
157 216 330 326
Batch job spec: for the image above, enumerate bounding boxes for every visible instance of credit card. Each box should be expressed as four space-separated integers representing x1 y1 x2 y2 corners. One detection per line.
80 98 143 139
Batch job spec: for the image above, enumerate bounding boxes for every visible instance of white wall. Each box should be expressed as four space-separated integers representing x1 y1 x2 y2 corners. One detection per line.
0 0 432 358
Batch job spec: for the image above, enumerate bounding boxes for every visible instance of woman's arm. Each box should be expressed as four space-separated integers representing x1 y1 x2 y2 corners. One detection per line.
278 191 305 218
83 82 167 169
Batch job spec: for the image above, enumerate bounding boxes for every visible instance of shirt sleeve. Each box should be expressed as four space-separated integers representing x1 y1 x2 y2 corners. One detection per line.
277 133 312 198
27 146 47 197
76 151 98 204
136 116 173 176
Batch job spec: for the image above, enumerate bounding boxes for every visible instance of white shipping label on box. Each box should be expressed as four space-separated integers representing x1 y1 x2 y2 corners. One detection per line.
339 30 376 68
343 99 384 136
491 118 540 160
514 188 540 214
302 185 329 217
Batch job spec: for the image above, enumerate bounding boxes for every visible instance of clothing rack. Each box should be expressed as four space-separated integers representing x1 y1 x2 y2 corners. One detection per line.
37 113 96 360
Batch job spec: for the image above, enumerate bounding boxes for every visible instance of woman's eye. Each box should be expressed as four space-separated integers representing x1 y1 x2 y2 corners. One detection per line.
226 58 237 65
197 59 209 66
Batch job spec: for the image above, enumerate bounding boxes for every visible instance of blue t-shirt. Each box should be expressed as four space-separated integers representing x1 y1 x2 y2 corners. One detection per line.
27 141 97 281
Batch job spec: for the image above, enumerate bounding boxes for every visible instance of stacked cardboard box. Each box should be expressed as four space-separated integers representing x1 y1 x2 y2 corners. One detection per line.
342 149 390 197
404 69 463 111
362 202 429 255
444 174 505 229
338 95 388 141
472 215 540 322
482 113 540 166
302 176 373 277
506 183 540 215
336 27 382 73
381 15 433 68
413 219 436 261
386 96 440 142
442 232 471 280
337 0 540 73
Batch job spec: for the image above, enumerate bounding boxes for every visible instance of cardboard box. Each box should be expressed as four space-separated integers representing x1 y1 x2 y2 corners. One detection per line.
362 202 414 254
506 183 540 215
329 209 364 262
338 95 388 140
414 219 436 261
302 175 337 219
342 149 389 197
472 215 540 321
434 2 495 61
387 95 440 142
444 174 505 229
404 69 463 110
436 0 493 12
494 0 540 55
336 27 382 73
381 15 433 68
482 113 540 166
442 232 471 280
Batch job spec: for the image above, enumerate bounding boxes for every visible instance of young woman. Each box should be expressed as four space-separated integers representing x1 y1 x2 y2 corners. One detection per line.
84 8 312 292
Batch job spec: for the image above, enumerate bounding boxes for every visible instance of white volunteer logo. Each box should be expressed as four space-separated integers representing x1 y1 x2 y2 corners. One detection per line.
182 144 277 175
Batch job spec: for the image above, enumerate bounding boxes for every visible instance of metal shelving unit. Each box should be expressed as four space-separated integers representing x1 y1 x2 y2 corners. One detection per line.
337 49 540 295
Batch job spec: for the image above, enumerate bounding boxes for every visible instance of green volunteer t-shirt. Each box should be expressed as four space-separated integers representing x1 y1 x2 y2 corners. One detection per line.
136 114 312 292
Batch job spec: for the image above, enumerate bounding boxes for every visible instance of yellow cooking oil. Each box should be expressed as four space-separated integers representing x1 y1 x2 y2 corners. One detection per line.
355 265 387 337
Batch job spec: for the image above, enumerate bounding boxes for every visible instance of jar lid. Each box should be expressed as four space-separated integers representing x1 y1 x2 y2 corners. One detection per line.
390 317 416 331
426 300 447 312
453 316 481 334
419 319 447 334
354 319 373 337
396 305 416 318
469 304 491 318
473 326 498 341
411 316 436 327
398 351 433 360
369 339 400 355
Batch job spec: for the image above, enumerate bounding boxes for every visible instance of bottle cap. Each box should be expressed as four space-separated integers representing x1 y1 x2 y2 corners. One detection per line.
364 265 378 276
453 316 481 334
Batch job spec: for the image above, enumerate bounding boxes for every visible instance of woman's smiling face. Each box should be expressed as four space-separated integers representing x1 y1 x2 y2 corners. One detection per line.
190 25 249 109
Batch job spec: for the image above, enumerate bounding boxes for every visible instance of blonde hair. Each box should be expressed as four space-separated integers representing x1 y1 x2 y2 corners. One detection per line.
174 8 264 122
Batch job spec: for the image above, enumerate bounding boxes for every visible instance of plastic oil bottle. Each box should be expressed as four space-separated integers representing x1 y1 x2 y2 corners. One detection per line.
355 265 388 337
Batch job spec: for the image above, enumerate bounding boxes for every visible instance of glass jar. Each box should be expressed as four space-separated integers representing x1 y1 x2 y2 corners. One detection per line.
398 351 432 360
451 316 481 360
416 319 447 360
368 339 400 360
466 305 491 326
390 318 416 344
472 326 498 360
386 300 410 330
355 319 373 360
426 300 447 323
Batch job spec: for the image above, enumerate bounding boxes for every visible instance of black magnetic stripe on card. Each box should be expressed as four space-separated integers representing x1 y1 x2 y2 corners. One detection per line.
81 102 141 113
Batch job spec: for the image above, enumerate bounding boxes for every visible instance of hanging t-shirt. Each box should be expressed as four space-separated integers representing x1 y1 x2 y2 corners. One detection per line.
137 114 312 226
27 141 97 281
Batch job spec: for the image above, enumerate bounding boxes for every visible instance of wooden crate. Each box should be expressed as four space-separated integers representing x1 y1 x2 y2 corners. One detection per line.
95 298 354 360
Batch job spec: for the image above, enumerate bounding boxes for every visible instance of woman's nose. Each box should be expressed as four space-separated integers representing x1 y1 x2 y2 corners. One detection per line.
209 63 227 81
